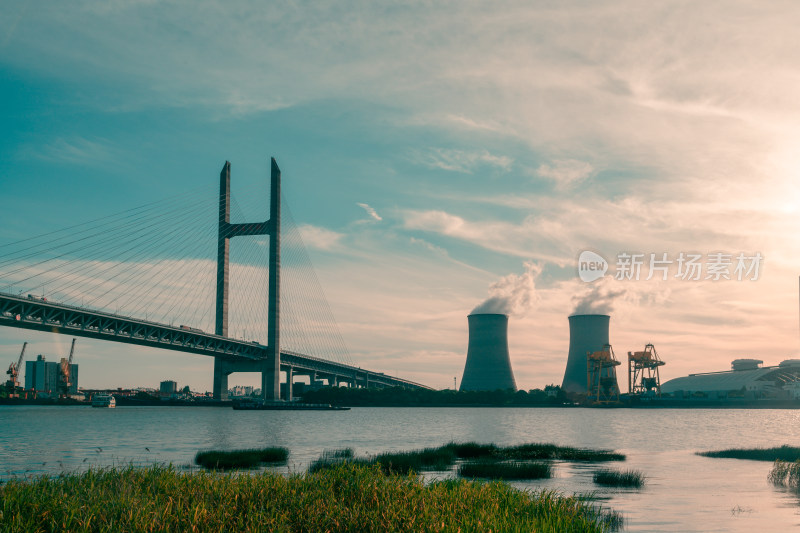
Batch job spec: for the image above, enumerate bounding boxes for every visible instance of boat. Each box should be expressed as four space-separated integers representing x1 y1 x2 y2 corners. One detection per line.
232 400 349 411
91 394 116 408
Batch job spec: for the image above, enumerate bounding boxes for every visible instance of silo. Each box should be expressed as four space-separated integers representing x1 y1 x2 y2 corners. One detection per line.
561 314 611 393
459 313 517 391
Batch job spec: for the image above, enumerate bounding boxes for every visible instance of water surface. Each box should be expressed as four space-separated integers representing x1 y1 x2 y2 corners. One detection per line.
2 406 799 532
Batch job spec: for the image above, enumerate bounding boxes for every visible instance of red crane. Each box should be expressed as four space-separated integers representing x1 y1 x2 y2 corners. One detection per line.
58 338 76 398
5 342 27 397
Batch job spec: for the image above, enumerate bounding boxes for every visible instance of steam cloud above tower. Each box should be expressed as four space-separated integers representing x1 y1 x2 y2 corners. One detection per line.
471 262 541 316
572 280 626 315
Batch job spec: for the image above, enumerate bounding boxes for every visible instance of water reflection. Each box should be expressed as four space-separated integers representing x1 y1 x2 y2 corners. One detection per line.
2 405 800 531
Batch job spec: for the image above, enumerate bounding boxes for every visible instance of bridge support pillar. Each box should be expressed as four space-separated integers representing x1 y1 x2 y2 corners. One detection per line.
285 366 293 400
213 357 230 400
214 158 281 402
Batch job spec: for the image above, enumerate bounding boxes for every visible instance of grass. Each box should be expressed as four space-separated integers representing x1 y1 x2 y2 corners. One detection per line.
307 442 625 476
443 441 499 459
458 460 552 480
500 443 625 462
769 460 800 488
0 463 622 532
592 469 646 488
194 447 289 470
308 448 364 474
697 445 800 462
373 447 457 474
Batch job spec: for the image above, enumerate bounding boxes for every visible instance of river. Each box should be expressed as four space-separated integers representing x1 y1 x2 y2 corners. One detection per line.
2 405 800 532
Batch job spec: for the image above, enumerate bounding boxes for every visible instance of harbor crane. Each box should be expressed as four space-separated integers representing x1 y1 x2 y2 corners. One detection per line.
587 344 622 404
58 338 76 398
628 343 666 397
5 342 27 397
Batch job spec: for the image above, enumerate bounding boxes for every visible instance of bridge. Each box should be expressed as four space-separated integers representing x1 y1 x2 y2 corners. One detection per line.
0 158 431 399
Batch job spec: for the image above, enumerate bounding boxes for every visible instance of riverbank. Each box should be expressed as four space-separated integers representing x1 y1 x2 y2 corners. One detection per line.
0 463 620 532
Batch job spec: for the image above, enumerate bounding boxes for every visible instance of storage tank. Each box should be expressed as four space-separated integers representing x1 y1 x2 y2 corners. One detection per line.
561 314 611 393
731 359 762 371
459 313 517 391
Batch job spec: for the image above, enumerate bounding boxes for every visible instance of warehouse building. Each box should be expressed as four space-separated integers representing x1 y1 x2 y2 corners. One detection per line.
661 359 800 400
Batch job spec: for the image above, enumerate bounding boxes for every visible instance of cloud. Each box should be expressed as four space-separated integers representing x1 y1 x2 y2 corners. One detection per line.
412 148 513 174
26 137 119 166
357 203 382 221
536 159 594 189
472 262 541 316
571 279 627 315
297 224 344 251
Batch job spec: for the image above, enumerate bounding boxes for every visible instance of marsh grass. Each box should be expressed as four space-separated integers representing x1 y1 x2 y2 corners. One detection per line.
444 442 624 462
308 442 624 476
592 469 645 488
768 460 800 488
374 447 457 474
0 463 621 532
194 447 288 470
443 442 499 459
698 445 800 462
503 443 625 462
307 448 365 474
458 460 552 480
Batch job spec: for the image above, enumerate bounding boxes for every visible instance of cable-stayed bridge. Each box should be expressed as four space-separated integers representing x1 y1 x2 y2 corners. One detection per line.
0 158 431 399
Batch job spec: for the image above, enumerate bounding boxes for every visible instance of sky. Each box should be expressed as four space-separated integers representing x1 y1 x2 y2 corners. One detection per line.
2 1 800 392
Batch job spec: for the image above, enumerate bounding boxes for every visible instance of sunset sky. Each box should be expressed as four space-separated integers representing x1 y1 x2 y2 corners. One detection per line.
2 1 800 391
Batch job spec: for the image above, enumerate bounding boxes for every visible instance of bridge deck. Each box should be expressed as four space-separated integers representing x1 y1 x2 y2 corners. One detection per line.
0 292 431 391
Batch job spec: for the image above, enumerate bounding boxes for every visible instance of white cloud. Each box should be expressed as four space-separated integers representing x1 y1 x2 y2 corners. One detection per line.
411 148 513 174
26 137 119 165
297 224 344 251
357 202 382 221
536 159 594 189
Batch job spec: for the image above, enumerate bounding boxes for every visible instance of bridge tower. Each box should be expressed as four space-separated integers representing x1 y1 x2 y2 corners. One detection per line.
213 158 281 401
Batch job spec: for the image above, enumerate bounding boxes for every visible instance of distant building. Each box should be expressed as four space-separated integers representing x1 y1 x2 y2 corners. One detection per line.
230 385 254 397
25 354 79 395
159 380 178 396
662 359 800 400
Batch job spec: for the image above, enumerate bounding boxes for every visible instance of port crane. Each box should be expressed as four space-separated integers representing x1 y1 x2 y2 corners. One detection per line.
587 344 622 404
628 343 665 397
5 342 27 397
58 338 76 398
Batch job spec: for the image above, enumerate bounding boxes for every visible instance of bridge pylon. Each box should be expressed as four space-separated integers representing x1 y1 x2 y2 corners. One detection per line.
213 158 281 401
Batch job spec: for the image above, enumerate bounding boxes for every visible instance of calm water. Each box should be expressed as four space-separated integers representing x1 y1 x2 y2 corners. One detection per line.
2 405 800 532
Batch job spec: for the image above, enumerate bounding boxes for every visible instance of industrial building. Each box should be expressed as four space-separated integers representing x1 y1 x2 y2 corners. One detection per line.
561 314 615 394
661 359 800 400
25 354 79 395
459 313 517 391
159 380 178 396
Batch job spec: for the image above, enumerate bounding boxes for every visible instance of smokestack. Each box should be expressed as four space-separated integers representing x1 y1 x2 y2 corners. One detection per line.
562 314 610 393
460 313 517 391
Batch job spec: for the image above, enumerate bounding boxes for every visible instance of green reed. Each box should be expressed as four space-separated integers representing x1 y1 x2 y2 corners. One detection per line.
194 447 289 470
592 469 645 488
0 463 621 532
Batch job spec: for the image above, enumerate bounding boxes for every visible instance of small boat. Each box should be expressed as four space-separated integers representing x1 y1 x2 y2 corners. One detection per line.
92 394 116 408
232 400 349 411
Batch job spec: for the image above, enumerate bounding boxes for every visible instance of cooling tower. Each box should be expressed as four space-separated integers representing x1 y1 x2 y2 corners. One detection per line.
561 314 611 393
459 313 517 391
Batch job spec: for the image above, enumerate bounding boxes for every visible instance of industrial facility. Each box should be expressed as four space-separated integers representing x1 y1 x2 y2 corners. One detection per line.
23 339 79 397
561 314 613 394
586 344 621 404
459 313 517 391
661 359 800 400
628 344 665 397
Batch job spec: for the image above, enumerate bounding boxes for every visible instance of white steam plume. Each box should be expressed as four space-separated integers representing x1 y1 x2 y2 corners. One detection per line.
471 262 541 316
572 279 626 315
